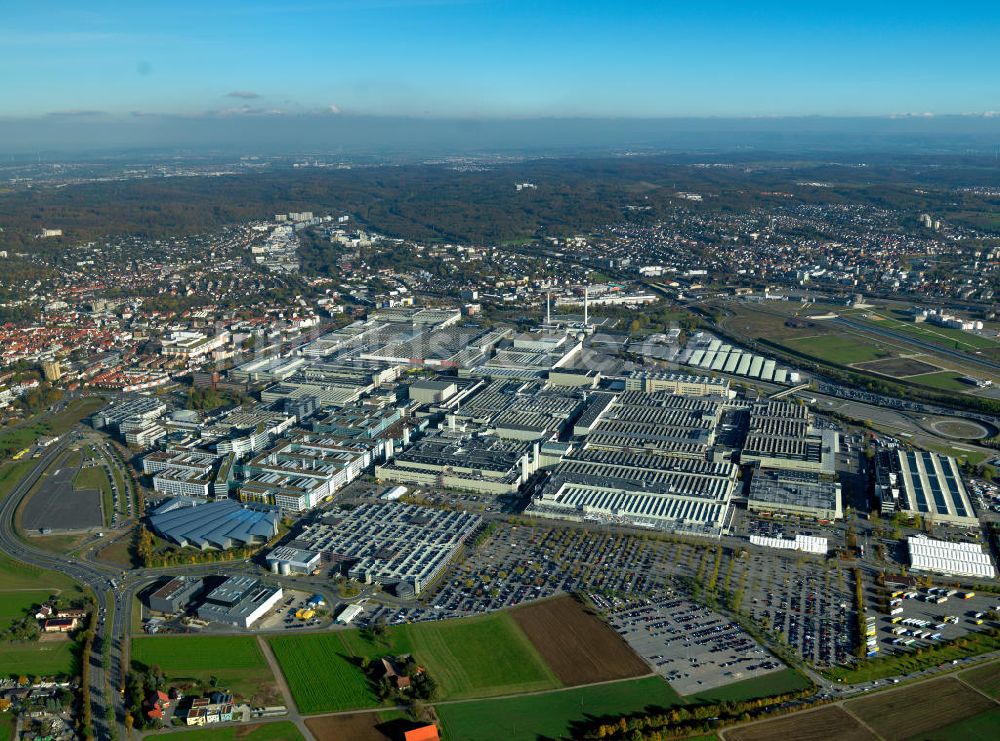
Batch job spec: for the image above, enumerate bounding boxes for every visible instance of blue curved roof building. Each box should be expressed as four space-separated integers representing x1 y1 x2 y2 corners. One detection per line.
149 498 279 550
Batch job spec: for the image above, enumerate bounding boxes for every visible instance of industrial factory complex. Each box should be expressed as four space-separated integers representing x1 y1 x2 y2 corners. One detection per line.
81 301 991 616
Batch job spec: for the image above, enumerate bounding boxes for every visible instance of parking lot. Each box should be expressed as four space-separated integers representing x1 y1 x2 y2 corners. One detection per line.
595 590 784 695
423 523 678 617
21 454 103 531
743 550 856 666
873 586 1000 655
353 518 868 673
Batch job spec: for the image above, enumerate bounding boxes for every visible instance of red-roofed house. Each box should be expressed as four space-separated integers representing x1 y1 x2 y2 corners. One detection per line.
402 725 440 741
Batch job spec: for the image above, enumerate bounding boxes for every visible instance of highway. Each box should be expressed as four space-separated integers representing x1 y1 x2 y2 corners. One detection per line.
835 316 1000 376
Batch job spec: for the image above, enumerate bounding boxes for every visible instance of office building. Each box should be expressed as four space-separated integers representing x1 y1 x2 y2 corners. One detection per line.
196 575 283 628
147 576 203 614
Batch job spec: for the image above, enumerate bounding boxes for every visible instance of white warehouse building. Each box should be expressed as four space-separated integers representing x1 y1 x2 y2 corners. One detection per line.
908 536 996 579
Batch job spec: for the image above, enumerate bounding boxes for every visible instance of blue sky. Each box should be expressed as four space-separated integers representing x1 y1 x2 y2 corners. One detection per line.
4 1 999 120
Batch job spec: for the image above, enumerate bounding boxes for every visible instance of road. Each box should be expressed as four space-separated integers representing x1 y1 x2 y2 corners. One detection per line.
0 431 123 740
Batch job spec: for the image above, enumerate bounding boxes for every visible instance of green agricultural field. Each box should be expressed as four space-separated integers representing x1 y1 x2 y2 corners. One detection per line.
924 442 989 466
915 707 1000 741
0 424 49 459
151 721 305 741
782 333 893 365
906 371 972 391
268 632 378 714
437 676 682 741
0 550 85 678
28 533 90 555
960 660 1000 699
721 303 829 343
131 636 277 703
339 611 560 699
682 668 812 704
0 551 83 601
0 460 34 501
0 639 78 679
0 548 84 594
0 397 106 458
74 462 110 493
270 612 560 714
0 715 13 741
0 590 54 625
46 397 107 435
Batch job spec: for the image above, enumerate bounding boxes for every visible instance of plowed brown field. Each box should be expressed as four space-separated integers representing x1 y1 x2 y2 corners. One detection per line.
511 595 649 686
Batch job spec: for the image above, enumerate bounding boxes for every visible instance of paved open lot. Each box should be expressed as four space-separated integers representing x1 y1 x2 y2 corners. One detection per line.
423 522 678 617
596 590 784 694
21 458 103 531
743 549 856 666
254 589 330 632
873 585 1000 654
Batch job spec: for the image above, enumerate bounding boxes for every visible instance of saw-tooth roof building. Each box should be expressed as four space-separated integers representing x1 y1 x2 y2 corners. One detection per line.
582 391 723 459
741 401 837 474
288 501 481 596
527 447 737 537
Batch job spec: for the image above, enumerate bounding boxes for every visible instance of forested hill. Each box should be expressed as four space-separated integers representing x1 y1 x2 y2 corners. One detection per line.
1 153 999 251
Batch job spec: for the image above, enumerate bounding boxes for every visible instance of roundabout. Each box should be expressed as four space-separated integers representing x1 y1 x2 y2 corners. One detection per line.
927 417 992 440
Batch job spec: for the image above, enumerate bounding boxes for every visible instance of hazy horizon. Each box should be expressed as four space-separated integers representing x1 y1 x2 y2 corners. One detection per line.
4 113 1000 159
